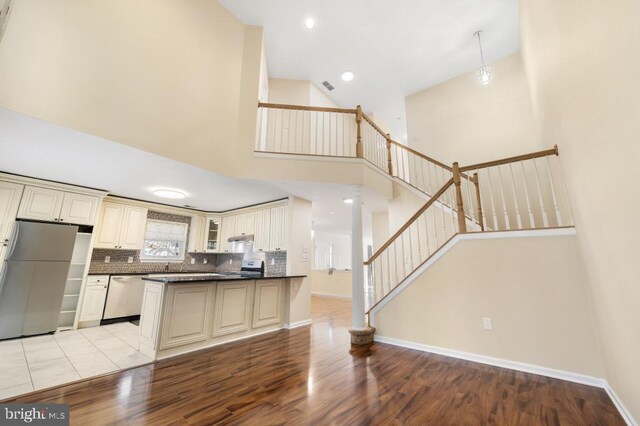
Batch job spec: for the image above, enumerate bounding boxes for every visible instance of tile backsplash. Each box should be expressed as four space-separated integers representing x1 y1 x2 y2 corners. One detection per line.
88 210 287 275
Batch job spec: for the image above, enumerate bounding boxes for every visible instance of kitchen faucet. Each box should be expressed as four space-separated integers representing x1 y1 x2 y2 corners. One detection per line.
164 262 170 272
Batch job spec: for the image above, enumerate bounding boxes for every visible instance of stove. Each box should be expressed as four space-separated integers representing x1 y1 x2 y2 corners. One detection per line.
238 259 265 278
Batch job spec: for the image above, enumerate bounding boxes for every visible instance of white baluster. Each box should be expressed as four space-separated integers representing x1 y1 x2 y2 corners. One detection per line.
520 161 535 228
497 165 511 230
486 168 500 230
533 158 549 227
508 163 523 229
546 156 562 226
464 174 477 231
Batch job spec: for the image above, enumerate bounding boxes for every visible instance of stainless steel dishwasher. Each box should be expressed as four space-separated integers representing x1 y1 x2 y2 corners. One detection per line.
103 275 147 320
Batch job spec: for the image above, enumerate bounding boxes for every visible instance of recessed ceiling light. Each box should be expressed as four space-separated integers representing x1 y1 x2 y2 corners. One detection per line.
304 17 315 30
341 71 354 82
343 198 353 204
153 188 187 199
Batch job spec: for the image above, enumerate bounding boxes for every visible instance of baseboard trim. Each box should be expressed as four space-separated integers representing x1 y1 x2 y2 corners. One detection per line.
375 335 636 425
604 385 638 426
311 291 352 300
285 319 312 329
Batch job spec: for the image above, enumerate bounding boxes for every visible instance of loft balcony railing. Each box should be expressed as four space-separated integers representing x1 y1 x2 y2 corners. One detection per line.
255 102 574 309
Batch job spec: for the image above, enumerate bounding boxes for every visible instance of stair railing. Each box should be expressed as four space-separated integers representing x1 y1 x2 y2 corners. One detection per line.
365 145 573 311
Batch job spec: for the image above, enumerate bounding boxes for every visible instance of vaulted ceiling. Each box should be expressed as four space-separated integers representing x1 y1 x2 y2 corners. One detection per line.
220 0 520 141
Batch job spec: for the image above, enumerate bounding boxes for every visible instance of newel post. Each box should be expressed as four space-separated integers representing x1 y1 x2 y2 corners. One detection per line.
355 105 364 158
385 134 393 176
452 162 467 233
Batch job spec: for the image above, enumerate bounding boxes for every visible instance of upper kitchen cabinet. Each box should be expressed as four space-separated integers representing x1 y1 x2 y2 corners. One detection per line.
269 206 288 251
17 186 100 226
187 215 206 253
234 212 255 236
219 215 236 253
253 209 271 252
204 216 221 253
94 201 148 250
0 181 24 244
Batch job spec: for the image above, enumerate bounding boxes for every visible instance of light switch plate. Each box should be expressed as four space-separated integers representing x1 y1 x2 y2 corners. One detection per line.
483 318 493 330
127 256 133 264
203 259 208 264
271 258 275 266
191 258 195 265
104 256 110 263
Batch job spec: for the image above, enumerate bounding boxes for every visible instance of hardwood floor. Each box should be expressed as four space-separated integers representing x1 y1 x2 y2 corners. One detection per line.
2 296 624 425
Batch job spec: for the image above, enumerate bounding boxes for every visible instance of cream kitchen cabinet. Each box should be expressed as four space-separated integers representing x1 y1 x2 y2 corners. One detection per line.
252 279 283 328
253 209 271 252
159 284 214 349
94 202 148 249
204 216 221 253
212 281 253 337
269 206 288 251
17 186 99 226
78 276 109 322
187 215 206 253
219 215 236 253
234 212 255 236
0 181 23 244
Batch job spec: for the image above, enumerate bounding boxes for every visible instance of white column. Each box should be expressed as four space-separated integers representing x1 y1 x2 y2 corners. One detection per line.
350 184 366 330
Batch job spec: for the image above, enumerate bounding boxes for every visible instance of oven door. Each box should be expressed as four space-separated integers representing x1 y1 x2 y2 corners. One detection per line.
103 275 147 320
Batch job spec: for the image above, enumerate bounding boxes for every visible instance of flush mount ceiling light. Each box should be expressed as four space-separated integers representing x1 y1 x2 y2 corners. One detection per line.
152 188 187 199
304 17 315 30
474 31 493 85
343 198 354 204
341 71 354 82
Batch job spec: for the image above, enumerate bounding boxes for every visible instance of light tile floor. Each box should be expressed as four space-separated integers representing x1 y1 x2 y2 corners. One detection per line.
0 322 152 400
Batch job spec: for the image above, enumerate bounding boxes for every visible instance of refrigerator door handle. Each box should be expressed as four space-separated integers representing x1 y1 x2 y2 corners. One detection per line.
6 222 20 260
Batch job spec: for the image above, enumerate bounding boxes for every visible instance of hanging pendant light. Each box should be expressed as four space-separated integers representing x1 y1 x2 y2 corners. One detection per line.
474 31 493 85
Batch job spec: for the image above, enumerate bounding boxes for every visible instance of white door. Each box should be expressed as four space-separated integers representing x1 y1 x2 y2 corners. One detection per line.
0 181 23 243
253 209 271 252
16 186 64 222
79 284 108 322
269 206 288 251
59 193 99 225
93 202 124 248
188 215 206 253
119 206 148 250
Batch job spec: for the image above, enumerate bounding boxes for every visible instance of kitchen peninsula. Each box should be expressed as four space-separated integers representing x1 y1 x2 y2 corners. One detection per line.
137 272 308 360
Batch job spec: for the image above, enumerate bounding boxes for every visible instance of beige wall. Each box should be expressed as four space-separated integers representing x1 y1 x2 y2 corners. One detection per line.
0 0 249 176
268 78 338 108
387 182 426 235
285 196 313 325
521 0 640 419
372 212 390 252
310 270 352 298
374 234 604 378
405 54 541 165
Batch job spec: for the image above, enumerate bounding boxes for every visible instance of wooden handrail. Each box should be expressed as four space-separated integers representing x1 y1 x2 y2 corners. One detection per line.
388 140 453 172
364 178 454 265
361 113 388 138
258 102 357 114
459 145 559 172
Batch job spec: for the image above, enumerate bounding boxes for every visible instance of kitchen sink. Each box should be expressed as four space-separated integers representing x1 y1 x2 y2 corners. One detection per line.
147 273 222 278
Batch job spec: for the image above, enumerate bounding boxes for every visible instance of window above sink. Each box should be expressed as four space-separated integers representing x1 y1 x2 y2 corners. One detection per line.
140 220 188 262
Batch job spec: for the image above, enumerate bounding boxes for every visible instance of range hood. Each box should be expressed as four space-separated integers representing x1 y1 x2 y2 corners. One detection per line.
227 234 254 243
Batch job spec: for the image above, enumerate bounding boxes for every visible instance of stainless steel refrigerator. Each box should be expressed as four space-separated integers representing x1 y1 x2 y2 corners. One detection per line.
0 220 78 339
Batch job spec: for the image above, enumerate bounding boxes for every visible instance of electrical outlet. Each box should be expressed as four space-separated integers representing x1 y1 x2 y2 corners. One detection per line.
293 282 300 291
229 259 233 264
483 318 493 330
104 256 110 263
191 258 195 265
127 256 133 264
203 259 208 264
271 258 275 266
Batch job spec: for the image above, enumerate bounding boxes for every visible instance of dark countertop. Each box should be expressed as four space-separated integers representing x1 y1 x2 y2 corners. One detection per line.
87 271 217 276
141 274 307 284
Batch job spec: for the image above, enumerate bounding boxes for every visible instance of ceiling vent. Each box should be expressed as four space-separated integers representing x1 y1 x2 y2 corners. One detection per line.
322 81 334 91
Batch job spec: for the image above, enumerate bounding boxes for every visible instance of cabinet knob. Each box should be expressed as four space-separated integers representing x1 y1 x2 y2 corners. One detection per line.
59 219 64 222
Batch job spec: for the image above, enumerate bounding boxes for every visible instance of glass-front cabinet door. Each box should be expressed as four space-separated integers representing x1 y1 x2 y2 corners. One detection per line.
205 217 221 252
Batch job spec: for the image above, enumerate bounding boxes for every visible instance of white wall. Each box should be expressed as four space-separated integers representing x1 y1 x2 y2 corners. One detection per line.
405 54 541 166
521 0 640 420
313 230 351 270
374 234 604 378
